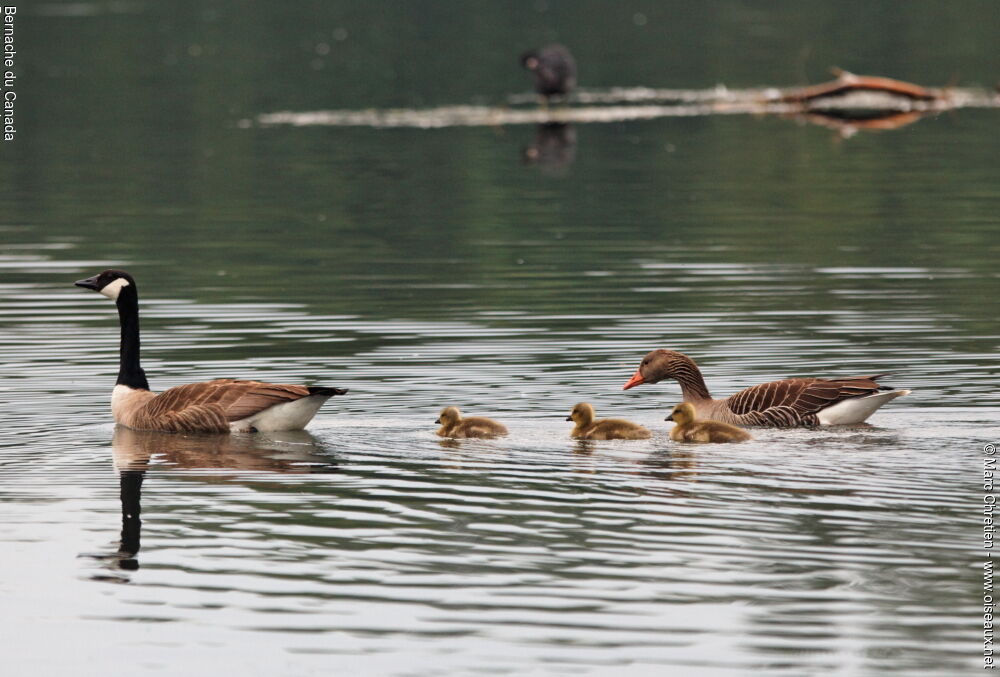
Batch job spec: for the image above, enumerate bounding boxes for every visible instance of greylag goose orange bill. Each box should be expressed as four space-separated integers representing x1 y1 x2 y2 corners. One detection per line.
74 269 348 434
624 349 910 428
435 406 508 439
566 402 651 440
666 403 751 443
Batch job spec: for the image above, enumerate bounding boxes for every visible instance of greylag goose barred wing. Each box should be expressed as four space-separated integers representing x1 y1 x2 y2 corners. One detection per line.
726 375 889 427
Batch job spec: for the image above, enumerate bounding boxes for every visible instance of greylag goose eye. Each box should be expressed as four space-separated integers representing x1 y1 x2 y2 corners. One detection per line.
435 406 508 440
520 44 576 100
666 402 751 443
74 269 347 434
566 402 651 441
624 349 909 427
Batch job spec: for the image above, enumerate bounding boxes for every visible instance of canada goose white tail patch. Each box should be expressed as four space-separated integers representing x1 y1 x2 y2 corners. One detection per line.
230 394 331 432
817 389 911 425
100 277 131 301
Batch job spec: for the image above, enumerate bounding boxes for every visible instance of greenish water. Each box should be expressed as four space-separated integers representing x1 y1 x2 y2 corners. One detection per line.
2 2 999 675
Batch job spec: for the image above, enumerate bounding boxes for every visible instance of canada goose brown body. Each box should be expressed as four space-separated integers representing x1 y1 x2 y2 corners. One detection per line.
567 402 651 440
111 379 346 434
624 349 909 427
75 269 347 434
667 403 751 443
436 406 508 439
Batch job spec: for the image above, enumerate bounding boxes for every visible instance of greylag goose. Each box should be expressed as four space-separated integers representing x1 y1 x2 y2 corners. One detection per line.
74 269 347 433
666 402 751 443
436 406 508 439
566 402 651 440
521 44 576 100
623 349 909 427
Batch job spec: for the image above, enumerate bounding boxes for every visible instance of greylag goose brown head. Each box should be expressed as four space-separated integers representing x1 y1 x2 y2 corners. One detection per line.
623 350 709 395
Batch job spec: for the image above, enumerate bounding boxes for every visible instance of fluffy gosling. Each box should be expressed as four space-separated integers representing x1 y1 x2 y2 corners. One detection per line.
567 402 651 440
436 406 508 439
666 402 751 443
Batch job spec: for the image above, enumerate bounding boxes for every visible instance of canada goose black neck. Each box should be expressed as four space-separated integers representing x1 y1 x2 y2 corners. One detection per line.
115 282 149 390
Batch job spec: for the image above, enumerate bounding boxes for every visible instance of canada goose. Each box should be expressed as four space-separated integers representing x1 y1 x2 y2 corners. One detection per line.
74 269 347 433
666 402 751 443
435 406 508 439
623 349 909 427
566 402 651 440
520 44 576 100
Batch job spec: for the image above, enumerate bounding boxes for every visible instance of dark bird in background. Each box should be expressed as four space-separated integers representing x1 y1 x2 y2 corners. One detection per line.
521 44 576 100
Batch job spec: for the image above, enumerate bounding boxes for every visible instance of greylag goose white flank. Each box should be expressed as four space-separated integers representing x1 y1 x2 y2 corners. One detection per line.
623 349 909 427
75 269 347 433
566 402 651 440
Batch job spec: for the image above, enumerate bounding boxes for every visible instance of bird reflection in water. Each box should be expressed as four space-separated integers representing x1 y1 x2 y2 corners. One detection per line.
638 448 700 484
522 124 576 173
85 427 338 580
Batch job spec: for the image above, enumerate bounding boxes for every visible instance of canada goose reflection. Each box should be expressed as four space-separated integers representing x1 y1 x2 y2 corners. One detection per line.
87 428 338 577
112 427 338 473
522 124 576 172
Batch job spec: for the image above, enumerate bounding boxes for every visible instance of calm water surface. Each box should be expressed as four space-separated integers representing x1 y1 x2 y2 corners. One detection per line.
2 2 999 675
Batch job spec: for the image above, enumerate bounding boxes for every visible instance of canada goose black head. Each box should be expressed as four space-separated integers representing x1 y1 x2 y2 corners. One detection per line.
75 269 137 302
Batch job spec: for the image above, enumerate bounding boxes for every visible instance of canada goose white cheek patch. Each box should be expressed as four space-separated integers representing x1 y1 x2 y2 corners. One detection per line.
99 277 130 301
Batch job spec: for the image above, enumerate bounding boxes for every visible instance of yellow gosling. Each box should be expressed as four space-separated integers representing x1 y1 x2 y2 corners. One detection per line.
666 402 751 443
566 402 651 440
435 406 508 439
